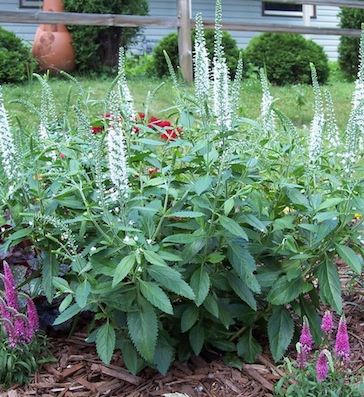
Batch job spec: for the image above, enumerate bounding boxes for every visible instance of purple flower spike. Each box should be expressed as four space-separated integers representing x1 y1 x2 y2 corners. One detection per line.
299 317 313 353
321 311 334 334
335 316 350 361
316 351 329 382
296 342 308 369
25 298 39 341
3 262 19 311
14 315 27 343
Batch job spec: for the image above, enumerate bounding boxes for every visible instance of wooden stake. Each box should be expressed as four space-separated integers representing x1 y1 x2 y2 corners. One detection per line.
177 0 193 83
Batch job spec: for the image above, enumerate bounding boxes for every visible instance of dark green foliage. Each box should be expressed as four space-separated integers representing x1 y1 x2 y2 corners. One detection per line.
64 0 148 74
338 8 364 80
244 33 329 85
151 30 240 77
0 27 36 84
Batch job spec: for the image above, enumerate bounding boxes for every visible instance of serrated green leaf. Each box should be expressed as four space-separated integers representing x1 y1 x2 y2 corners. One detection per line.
219 216 249 240
147 265 195 300
285 188 310 208
59 294 73 313
42 252 59 303
53 303 82 325
119 339 144 375
143 250 167 266
268 306 294 362
139 280 173 314
189 324 204 355
317 260 342 313
96 322 115 365
154 335 175 375
163 233 205 244
112 254 135 287
317 198 344 211
267 275 305 305
127 301 158 363
181 305 199 332
224 197 235 216
336 244 363 274
237 329 262 363
227 272 257 310
190 268 210 306
75 280 91 308
203 294 219 318
193 175 213 195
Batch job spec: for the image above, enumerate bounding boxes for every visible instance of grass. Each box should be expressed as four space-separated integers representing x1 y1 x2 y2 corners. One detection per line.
2 73 355 131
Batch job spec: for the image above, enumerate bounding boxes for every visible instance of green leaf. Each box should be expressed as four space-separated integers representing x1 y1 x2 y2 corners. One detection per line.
163 233 205 244
166 211 205 218
75 280 91 309
52 277 73 293
203 294 219 318
335 244 363 274
240 214 267 233
143 250 167 266
193 175 213 195
96 322 115 365
219 216 248 240
42 252 59 303
190 268 210 306
112 254 135 287
268 306 294 362
317 260 342 313
237 329 262 363
127 301 158 363
285 188 310 208
181 305 199 332
59 294 73 313
119 339 144 375
154 335 174 375
317 198 344 211
147 265 195 300
53 303 82 325
8 228 32 241
224 197 235 216
189 324 204 355
227 273 257 310
139 280 173 315
227 239 261 293
267 275 305 305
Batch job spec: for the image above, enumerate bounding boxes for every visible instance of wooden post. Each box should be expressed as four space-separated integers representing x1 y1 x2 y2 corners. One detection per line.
177 0 193 83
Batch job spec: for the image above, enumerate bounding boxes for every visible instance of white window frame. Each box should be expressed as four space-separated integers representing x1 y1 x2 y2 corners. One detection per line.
19 0 42 8
262 2 315 18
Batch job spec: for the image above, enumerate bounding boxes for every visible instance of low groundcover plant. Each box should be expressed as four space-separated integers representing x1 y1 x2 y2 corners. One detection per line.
275 313 362 396
0 0 362 380
0 262 47 387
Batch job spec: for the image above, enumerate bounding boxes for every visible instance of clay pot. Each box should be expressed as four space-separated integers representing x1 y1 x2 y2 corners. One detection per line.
32 0 75 72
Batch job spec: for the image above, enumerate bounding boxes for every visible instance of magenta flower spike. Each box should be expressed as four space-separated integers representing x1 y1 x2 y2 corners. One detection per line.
299 317 313 353
335 315 350 361
296 342 308 369
316 351 329 382
25 298 39 341
14 315 27 344
3 262 19 311
321 311 334 334
0 302 17 348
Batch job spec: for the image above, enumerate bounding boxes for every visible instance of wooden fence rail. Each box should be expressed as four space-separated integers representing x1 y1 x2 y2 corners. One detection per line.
0 0 363 82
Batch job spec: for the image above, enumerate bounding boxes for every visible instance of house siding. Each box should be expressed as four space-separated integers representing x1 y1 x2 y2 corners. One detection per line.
0 0 340 59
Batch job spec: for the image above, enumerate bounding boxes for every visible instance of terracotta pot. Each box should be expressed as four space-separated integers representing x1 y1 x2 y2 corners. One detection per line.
32 0 75 72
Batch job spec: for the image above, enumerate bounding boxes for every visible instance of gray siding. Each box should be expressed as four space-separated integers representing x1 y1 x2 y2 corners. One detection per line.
0 0 340 59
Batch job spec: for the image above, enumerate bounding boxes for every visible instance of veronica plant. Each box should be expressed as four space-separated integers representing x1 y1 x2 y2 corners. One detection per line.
0 1 363 378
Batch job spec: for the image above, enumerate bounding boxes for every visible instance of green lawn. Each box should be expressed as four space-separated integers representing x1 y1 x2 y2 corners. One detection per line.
2 75 355 131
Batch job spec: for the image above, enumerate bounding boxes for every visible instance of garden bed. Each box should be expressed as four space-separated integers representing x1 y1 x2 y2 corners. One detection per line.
4 284 363 397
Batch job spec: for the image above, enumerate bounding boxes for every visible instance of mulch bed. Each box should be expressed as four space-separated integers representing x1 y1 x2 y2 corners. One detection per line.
1 267 363 397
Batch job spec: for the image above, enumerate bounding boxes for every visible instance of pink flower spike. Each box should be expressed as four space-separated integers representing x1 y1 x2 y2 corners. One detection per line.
316 351 329 382
299 317 313 353
335 316 350 361
26 298 39 341
3 262 19 310
321 310 334 334
296 342 308 369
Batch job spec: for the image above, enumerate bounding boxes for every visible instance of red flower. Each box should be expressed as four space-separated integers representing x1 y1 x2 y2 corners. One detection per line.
147 116 172 129
103 113 113 121
91 126 104 135
137 112 145 120
160 127 183 142
148 167 160 176
59 153 65 159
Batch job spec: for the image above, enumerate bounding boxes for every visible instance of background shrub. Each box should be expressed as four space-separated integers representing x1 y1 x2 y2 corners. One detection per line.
0 28 36 84
151 30 240 78
244 33 329 85
64 0 148 74
338 8 364 80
